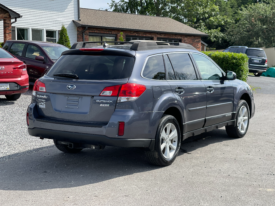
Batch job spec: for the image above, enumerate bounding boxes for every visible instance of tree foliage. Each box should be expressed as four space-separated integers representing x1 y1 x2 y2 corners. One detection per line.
58 25 71 48
227 0 275 47
109 0 271 49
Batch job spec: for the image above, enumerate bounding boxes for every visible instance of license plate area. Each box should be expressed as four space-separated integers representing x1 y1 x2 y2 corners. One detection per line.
252 59 261 63
0 83 10 91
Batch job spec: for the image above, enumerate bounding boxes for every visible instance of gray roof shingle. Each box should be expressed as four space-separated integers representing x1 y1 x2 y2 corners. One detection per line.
74 8 207 37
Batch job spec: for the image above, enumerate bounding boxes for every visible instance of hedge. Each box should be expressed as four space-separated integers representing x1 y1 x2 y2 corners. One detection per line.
202 51 249 82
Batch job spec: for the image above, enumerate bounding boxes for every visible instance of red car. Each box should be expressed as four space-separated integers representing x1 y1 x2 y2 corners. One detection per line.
0 48 29 101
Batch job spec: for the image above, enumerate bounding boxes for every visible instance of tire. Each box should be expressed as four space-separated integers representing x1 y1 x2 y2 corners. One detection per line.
5 94 21 101
53 140 83 154
145 115 181 166
226 100 250 138
254 73 261 77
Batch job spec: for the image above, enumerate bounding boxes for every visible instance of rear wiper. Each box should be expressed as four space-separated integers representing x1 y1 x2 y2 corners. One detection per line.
53 73 79 79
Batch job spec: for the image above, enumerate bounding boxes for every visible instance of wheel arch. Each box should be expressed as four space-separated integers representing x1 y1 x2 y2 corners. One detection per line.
163 107 183 136
240 93 252 117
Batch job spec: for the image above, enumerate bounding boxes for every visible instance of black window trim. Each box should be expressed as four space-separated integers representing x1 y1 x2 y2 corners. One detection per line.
163 51 199 81
141 53 167 81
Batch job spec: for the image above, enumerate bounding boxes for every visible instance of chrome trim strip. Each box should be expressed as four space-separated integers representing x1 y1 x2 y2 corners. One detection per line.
183 112 234 125
188 106 206 111
207 102 232 108
249 64 268 67
183 118 205 125
206 113 232 119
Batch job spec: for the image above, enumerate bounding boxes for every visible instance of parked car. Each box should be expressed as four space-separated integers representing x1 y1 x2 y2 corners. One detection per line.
223 46 268 76
0 48 29 101
3 40 69 84
27 41 255 166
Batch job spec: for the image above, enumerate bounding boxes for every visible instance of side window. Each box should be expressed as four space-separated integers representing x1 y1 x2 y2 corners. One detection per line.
26 45 46 60
143 55 165 80
2 42 10 51
10 43 25 56
168 53 197 80
192 53 223 80
163 54 176 80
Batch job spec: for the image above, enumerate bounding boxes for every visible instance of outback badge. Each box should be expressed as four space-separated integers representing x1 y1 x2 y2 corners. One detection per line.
67 84 76 90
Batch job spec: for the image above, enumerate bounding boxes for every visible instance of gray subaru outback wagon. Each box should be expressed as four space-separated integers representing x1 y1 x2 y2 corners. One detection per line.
27 41 255 166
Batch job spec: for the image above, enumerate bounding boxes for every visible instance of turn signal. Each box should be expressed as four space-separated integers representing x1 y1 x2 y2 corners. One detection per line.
100 85 121 96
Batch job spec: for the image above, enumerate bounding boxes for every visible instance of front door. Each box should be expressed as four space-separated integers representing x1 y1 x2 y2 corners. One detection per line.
164 53 207 133
192 53 234 127
23 44 48 83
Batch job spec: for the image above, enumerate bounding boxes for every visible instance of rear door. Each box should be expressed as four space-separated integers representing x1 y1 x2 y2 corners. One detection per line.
164 52 207 132
8 42 26 62
35 53 135 125
192 53 234 127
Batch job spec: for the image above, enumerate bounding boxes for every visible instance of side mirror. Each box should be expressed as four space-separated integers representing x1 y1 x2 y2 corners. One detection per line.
226 71 236 80
35 56 45 62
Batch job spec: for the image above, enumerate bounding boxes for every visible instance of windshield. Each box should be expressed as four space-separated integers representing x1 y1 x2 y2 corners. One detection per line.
246 49 266 57
41 45 69 60
0 48 13 58
47 55 135 80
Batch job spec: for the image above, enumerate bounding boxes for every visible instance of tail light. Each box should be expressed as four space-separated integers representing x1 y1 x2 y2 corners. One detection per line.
100 83 146 102
118 83 146 102
100 85 121 96
26 112 29 126
33 80 46 96
118 122 125 136
265 59 268 64
14 64 26 70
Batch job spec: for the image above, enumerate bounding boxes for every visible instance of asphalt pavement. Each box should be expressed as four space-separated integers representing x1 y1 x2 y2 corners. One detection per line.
0 76 275 206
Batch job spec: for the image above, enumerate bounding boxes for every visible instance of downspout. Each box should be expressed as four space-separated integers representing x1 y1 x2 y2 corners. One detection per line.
11 17 17 24
77 0 81 21
82 26 88 42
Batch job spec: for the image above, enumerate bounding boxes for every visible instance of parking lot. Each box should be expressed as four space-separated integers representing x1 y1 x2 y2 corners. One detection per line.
0 76 275 206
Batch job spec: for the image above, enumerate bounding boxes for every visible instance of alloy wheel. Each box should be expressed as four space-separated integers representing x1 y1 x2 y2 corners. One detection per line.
160 123 178 160
237 106 249 134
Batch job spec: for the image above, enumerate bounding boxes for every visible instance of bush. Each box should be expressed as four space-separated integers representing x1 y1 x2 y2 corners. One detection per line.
58 25 71 48
0 42 3 48
203 51 249 82
118 32 124 42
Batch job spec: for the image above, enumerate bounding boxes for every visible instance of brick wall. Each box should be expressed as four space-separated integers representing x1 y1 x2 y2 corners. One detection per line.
0 7 12 43
77 27 202 51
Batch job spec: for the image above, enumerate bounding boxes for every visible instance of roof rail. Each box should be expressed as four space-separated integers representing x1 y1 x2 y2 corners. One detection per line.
71 40 197 51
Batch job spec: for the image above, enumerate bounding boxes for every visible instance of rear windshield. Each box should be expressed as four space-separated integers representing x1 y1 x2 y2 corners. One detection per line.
41 45 68 60
0 48 13 58
47 55 135 80
246 49 266 57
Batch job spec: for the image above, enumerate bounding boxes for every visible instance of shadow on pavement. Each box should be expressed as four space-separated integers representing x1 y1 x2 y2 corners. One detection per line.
0 129 234 191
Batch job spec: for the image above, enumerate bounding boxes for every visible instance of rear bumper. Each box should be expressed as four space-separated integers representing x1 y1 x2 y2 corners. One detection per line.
249 65 268 73
0 74 29 95
28 128 153 148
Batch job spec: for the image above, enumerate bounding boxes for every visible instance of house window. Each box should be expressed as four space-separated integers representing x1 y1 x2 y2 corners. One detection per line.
157 38 182 43
88 34 116 45
32 29 43 41
17 28 28 40
126 36 153 41
46 30 57 43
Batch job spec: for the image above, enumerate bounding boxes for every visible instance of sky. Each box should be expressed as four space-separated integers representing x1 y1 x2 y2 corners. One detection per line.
80 0 113 10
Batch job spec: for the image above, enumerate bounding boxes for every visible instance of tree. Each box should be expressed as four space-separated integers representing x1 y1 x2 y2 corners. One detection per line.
58 25 71 48
227 0 275 47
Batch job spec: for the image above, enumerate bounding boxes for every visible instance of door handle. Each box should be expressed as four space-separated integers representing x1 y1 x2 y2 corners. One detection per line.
175 87 185 94
207 86 214 94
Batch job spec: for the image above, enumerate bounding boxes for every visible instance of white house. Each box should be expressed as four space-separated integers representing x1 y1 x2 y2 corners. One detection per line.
0 0 79 44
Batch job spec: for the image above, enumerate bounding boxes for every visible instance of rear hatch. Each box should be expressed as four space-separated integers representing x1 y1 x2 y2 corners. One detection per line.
0 49 24 79
246 49 267 67
35 49 135 126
